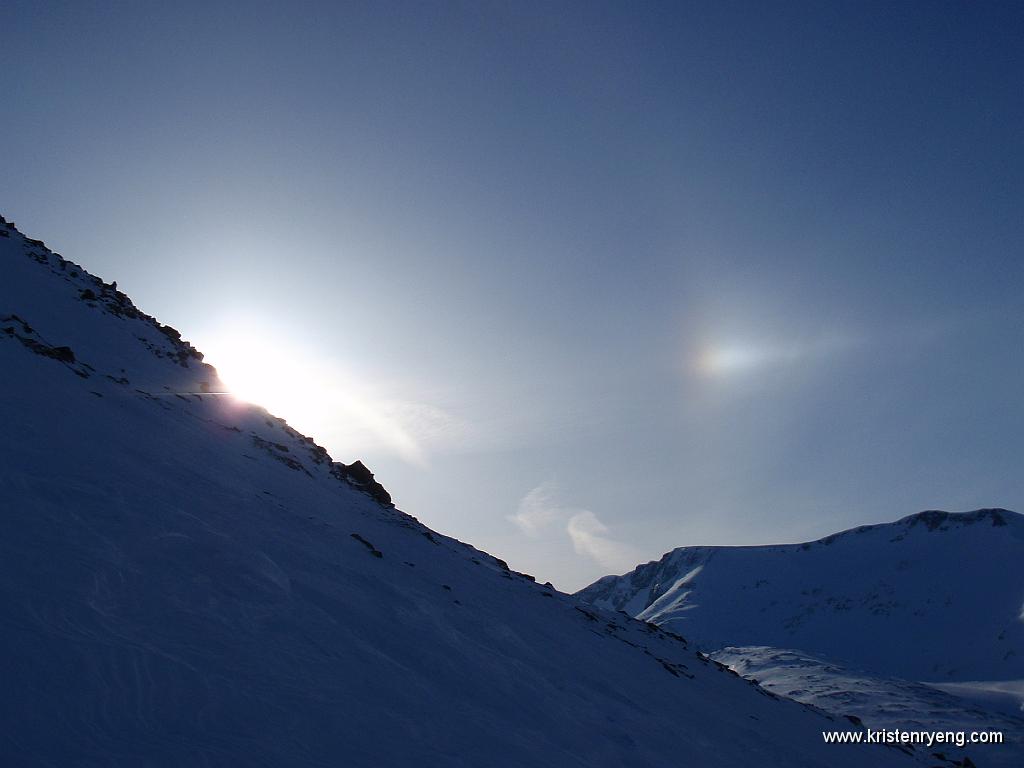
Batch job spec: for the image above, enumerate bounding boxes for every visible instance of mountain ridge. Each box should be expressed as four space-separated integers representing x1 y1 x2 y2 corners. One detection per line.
0 213 396 507
577 508 1024 680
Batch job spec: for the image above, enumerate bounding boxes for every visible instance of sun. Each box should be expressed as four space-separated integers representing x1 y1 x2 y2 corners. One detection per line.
195 324 428 467
199 330 337 432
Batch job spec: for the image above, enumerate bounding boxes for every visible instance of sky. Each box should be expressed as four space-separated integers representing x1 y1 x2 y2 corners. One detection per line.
3 1 1023 591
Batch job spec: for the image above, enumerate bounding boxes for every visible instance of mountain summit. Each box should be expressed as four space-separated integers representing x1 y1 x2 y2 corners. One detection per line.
577 508 1024 682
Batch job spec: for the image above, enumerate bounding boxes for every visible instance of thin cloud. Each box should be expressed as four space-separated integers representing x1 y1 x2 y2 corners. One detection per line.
510 484 643 574
508 481 567 537
566 510 642 573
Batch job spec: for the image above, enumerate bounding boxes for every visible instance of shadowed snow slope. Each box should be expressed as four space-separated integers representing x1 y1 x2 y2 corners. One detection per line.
0 216 923 767
577 509 1024 683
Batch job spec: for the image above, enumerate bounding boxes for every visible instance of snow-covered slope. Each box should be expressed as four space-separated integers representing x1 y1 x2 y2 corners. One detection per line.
709 646 1022 735
709 647 1023 768
577 509 1024 682
0 216 922 767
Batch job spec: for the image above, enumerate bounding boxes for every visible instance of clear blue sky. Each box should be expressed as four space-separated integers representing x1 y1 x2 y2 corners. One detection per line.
3 1 1022 590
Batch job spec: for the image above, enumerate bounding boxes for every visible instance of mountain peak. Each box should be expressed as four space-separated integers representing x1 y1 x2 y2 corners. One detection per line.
579 507 1024 682
897 507 1017 530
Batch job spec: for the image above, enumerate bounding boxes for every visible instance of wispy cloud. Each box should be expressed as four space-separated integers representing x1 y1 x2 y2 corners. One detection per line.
510 483 641 574
508 481 567 537
566 510 642 573
354 398 474 468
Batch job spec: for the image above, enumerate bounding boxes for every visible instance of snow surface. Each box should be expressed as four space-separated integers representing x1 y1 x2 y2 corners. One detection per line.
929 681 1024 721
0 217 926 766
710 647 1024 768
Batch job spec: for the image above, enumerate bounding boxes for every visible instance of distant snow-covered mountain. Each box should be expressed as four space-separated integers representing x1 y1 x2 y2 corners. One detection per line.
577 510 1024 766
578 509 1024 682
0 215 923 767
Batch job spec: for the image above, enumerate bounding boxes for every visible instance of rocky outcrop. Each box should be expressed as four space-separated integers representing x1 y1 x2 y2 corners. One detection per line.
331 460 392 505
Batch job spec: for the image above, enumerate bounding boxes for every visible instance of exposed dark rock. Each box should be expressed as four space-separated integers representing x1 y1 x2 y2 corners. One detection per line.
575 607 598 622
49 346 75 363
343 460 374 485
349 533 383 558
251 435 311 476
906 508 1012 532
1 315 88 377
330 460 392 505
159 324 182 341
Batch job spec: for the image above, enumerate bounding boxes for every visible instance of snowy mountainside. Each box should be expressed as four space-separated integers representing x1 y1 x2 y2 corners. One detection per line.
0 216 922 767
709 647 1024 768
577 509 1024 682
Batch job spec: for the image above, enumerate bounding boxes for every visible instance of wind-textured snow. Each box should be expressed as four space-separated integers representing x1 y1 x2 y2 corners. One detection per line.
0 216 923 767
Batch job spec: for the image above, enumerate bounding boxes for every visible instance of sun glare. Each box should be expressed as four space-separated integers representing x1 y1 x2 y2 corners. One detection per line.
696 340 811 377
697 345 770 376
205 335 333 425
198 328 428 467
